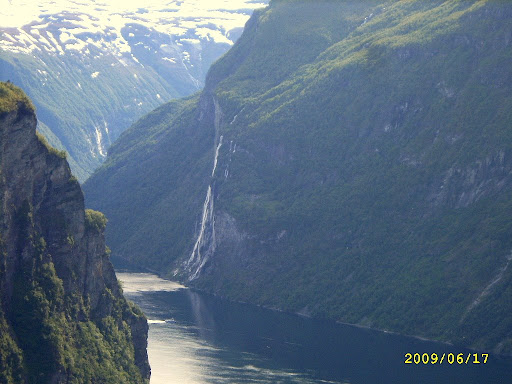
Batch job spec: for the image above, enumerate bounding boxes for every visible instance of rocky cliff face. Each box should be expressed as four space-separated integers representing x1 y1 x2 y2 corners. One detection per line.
0 82 149 383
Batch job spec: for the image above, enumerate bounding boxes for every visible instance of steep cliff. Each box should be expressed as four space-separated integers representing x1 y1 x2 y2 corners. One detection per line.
84 0 512 354
0 82 149 383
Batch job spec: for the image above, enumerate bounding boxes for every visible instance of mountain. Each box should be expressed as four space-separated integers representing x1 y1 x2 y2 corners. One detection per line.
0 82 149 382
0 0 267 180
84 0 512 354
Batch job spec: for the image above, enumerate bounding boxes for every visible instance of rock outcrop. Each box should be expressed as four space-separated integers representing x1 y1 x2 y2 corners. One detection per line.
0 81 149 383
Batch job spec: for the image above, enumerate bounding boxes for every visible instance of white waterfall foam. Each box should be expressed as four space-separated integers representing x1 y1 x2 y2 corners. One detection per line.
186 97 225 280
211 136 223 177
187 185 215 280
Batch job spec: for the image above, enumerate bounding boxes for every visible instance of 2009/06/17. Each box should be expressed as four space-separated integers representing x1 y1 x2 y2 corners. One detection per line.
404 353 489 365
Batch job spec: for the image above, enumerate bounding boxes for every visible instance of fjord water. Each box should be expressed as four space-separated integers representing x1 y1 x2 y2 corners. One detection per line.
117 272 512 384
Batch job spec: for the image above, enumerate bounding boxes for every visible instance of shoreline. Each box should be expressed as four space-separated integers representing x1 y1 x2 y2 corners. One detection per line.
113 257 509 359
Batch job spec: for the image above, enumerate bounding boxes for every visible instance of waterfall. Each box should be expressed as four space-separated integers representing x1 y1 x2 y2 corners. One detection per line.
211 136 223 177
185 96 224 280
186 185 215 280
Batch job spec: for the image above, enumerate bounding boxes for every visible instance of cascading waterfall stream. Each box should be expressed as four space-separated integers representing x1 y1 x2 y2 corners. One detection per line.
186 97 224 280
187 186 213 265
212 136 223 177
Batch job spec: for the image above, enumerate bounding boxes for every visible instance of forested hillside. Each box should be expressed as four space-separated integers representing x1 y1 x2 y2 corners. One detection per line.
84 0 512 354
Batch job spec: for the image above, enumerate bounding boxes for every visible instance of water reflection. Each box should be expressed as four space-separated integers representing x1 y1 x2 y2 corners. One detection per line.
187 290 218 341
117 272 185 293
118 272 512 384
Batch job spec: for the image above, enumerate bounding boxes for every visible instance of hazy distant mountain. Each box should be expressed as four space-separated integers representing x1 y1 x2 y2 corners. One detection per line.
85 0 512 354
0 0 267 180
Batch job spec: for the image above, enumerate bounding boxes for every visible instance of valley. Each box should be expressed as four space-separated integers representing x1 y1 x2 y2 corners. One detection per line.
0 0 267 179
2 0 512 382
84 0 512 355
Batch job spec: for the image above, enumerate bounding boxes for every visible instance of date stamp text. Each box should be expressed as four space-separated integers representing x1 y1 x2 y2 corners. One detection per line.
404 353 489 365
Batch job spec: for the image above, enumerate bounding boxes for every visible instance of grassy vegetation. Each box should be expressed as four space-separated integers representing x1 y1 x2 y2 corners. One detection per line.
0 199 146 383
0 238 24 384
9 255 145 383
85 0 512 353
85 209 108 232
36 131 67 159
0 312 24 384
0 81 34 115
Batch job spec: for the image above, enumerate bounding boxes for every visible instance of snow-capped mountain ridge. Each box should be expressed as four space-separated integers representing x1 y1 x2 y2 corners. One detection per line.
0 0 267 180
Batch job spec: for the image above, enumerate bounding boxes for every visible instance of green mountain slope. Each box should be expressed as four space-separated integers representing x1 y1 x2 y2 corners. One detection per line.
84 0 512 353
0 51 179 181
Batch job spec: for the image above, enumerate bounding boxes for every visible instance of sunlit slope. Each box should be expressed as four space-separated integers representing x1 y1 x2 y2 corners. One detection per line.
84 0 512 353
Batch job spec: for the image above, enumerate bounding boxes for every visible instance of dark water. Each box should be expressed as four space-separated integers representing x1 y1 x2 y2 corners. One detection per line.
117 272 512 384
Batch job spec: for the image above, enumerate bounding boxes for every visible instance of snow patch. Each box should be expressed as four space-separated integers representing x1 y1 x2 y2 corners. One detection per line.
196 27 232 45
3 33 17 42
47 31 64 54
0 0 267 58
180 38 201 45
131 54 142 65
65 38 87 51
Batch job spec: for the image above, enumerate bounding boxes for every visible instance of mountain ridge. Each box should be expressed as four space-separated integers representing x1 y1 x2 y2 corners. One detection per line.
0 0 268 180
84 0 512 354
